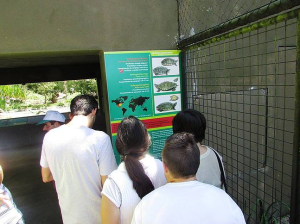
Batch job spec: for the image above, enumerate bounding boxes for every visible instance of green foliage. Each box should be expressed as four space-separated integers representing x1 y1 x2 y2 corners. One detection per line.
0 79 98 114
0 85 26 100
0 96 5 110
27 82 60 103
0 85 27 110
67 79 97 96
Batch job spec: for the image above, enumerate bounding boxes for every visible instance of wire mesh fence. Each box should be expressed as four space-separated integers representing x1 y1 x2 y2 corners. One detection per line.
181 13 297 223
177 0 300 48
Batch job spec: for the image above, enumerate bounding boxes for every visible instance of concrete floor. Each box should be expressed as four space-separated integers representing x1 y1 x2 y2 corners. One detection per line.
0 145 62 224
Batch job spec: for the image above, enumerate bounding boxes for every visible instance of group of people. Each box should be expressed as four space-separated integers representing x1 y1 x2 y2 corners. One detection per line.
1 94 246 224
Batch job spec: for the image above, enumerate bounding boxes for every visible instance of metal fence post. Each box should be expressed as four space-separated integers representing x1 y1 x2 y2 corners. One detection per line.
290 10 300 224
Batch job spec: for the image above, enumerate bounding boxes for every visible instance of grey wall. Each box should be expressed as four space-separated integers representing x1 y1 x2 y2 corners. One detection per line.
0 124 45 150
0 0 178 53
0 0 179 148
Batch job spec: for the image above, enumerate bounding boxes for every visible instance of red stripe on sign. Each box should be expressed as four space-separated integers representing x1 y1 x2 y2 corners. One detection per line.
111 116 175 134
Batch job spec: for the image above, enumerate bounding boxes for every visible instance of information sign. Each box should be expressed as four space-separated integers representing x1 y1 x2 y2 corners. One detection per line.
103 50 181 163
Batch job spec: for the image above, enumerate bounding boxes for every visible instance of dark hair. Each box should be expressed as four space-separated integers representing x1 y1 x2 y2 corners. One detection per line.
172 109 206 143
115 116 154 198
162 132 200 179
70 95 98 116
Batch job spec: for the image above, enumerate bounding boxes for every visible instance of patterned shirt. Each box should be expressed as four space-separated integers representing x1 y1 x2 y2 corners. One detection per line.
0 184 24 224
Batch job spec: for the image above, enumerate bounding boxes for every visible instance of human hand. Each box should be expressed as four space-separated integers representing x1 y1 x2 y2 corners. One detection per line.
0 192 12 208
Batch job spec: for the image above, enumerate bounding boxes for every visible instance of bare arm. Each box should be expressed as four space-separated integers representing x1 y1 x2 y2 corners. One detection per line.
41 167 54 183
101 175 108 187
101 195 120 224
0 193 12 208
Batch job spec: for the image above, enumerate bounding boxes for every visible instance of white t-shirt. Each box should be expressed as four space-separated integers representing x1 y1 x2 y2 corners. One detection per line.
132 181 245 224
197 146 224 189
102 154 166 224
40 125 117 224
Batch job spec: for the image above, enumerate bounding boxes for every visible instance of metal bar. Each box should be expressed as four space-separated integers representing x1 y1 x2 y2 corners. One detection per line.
181 52 188 110
290 10 300 224
178 0 300 49
264 88 269 167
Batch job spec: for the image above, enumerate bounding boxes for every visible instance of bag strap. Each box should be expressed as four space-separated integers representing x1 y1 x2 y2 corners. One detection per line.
210 147 228 193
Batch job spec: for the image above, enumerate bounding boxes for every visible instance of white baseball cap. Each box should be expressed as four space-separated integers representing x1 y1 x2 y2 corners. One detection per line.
37 110 66 125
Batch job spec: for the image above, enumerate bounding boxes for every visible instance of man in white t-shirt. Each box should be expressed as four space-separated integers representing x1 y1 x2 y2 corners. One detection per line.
132 132 246 224
40 95 117 224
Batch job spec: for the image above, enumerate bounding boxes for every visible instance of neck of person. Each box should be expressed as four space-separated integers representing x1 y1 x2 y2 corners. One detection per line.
68 114 93 128
197 142 207 155
167 175 197 183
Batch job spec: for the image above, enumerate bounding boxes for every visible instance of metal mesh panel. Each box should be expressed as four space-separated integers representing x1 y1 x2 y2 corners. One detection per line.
178 0 300 46
178 0 273 39
183 18 296 223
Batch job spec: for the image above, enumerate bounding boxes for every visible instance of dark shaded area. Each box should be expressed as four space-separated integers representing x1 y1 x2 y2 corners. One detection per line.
0 145 63 224
0 124 45 150
93 110 107 132
0 63 100 85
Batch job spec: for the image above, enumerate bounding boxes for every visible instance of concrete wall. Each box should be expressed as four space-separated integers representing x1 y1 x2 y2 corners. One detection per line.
0 124 44 150
0 0 178 53
0 0 178 149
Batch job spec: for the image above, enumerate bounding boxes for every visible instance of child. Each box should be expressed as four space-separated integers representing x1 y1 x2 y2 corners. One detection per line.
0 165 25 224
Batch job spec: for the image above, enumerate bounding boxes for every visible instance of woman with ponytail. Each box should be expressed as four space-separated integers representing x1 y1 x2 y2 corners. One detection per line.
101 116 166 224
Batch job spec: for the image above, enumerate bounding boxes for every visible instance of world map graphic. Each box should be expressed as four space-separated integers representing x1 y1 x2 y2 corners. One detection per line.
111 96 150 116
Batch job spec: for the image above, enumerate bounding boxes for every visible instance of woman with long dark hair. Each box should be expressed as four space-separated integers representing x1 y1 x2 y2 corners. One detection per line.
101 116 166 224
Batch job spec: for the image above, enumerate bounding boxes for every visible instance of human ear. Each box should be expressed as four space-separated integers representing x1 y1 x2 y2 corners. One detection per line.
163 162 169 174
69 113 73 120
92 108 97 116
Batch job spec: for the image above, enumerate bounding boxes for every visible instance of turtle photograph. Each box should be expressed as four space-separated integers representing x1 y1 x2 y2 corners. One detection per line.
153 77 180 93
156 102 177 112
154 81 178 92
170 94 179 101
161 58 178 66
153 66 170 76
152 57 180 76
154 94 181 114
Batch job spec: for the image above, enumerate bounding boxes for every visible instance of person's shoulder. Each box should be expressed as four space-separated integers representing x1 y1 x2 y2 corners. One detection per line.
199 181 224 191
142 155 163 168
199 182 234 200
108 163 131 182
91 129 110 138
207 146 222 157
48 124 66 134
43 125 64 140
144 154 162 163
140 183 168 202
109 168 126 179
86 129 111 143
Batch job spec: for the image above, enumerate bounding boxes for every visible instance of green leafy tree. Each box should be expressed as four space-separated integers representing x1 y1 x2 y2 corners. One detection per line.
0 85 26 109
27 82 60 104
67 79 98 96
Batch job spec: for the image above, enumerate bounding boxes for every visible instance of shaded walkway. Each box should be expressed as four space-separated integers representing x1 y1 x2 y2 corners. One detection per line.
0 145 62 223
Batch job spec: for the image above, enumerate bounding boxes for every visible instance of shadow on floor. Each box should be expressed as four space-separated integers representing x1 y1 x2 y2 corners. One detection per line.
0 145 62 224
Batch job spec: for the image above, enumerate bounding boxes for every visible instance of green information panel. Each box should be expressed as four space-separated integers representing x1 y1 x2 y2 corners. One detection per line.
103 50 181 163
